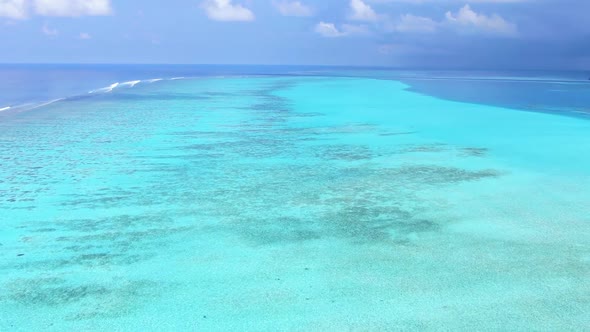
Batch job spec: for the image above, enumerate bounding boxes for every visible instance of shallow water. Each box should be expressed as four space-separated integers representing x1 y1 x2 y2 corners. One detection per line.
1 75 589 331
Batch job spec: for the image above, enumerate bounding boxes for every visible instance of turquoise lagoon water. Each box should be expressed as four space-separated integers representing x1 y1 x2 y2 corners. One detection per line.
1 71 589 330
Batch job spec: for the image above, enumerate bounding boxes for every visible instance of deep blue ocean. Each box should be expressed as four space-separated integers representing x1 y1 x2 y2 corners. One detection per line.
1 65 589 330
0 64 330 107
1 64 589 118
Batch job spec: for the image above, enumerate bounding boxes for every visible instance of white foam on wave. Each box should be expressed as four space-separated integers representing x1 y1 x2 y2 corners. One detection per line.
90 82 121 94
87 77 176 94
106 82 120 91
8 76 191 114
120 80 141 88
21 98 66 111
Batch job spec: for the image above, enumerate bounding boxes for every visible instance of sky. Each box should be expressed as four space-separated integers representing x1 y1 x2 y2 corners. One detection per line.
0 0 589 69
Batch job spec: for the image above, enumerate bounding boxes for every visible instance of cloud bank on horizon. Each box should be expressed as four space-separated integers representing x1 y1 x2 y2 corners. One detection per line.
0 0 588 69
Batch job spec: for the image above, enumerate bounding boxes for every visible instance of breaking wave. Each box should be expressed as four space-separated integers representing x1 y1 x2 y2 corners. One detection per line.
2 76 183 114
88 78 170 94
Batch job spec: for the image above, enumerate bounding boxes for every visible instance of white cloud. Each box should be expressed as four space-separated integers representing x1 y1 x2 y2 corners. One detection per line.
315 21 369 38
79 32 91 39
383 5 517 37
0 0 27 19
274 1 313 17
393 14 437 33
315 22 344 37
349 0 378 22
1 0 112 18
202 0 254 22
370 0 527 3
41 23 58 36
445 4 517 35
34 0 112 17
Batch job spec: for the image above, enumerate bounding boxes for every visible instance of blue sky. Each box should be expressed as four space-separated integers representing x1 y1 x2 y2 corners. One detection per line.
0 0 588 69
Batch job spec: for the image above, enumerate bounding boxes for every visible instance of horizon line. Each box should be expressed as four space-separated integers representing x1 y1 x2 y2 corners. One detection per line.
0 63 586 72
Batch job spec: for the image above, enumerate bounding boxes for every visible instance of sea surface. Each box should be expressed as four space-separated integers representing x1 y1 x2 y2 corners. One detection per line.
1 65 589 331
